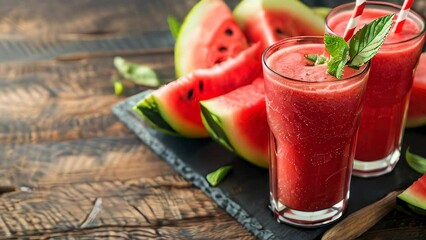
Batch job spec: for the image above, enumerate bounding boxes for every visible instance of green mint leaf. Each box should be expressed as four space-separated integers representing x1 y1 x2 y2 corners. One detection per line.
406 147 426 174
206 165 232 187
113 78 124 96
324 34 349 79
348 14 394 68
113 56 160 87
305 54 327 65
167 16 182 39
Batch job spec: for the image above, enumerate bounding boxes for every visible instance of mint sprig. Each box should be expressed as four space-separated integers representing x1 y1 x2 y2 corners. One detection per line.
325 34 349 79
348 14 394 69
306 14 394 79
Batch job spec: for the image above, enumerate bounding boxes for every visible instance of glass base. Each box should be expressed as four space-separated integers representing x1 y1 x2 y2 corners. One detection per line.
269 193 348 228
353 148 401 178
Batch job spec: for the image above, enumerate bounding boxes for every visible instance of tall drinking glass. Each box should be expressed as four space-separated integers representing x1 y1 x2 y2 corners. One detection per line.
326 2 426 177
263 37 370 227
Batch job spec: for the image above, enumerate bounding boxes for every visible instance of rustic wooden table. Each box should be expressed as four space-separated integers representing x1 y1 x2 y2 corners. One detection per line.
0 0 425 239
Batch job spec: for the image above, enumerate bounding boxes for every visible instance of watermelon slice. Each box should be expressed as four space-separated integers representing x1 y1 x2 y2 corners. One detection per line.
233 0 325 50
133 43 262 138
397 174 426 216
407 53 426 128
200 78 268 168
175 0 248 77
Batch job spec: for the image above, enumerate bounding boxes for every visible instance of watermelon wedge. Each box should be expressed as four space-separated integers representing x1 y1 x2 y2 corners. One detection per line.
200 78 268 168
407 53 426 128
397 174 426 216
175 0 248 77
233 0 325 50
133 43 262 138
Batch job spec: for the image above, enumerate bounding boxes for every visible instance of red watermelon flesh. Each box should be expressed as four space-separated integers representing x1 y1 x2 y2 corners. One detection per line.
397 174 426 215
407 53 426 128
233 0 325 50
200 78 268 168
134 43 262 138
175 0 248 77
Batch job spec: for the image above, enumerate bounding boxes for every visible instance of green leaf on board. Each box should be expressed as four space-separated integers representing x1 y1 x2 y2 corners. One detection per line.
406 147 426 174
206 165 232 187
113 56 160 87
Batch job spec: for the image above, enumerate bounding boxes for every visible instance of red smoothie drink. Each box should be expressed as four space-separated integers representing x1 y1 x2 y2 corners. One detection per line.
326 2 425 177
263 37 370 227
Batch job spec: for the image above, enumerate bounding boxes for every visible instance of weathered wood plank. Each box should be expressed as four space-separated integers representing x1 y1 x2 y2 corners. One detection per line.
0 51 174 144
0 223 254 239
0 136 173 187
0 0 240 62
0 0 199 37
0 33 175 63
0 175 254 239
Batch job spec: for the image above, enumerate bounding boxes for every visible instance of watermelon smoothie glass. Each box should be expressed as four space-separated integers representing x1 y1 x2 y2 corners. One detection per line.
326 2 426 177
263 37 370 227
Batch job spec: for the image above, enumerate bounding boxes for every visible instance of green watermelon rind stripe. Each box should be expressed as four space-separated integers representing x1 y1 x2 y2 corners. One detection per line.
175 0 220 77
397 195 426 216
200 103 235 153
133 94 178 136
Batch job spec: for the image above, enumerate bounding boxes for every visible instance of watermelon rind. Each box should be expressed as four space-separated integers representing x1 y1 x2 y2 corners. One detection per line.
233 0 262 29
132 95 178 136
200 80 269 168
397 174 426 216
175 0 217 77
396 199 426 216
200 105 235 153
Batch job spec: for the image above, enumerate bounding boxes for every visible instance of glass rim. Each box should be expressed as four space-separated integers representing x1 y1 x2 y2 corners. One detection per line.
262 36 371 84
325 1 426 46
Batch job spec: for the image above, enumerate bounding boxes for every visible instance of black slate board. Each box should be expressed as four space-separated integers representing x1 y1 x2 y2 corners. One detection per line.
112 91 424 240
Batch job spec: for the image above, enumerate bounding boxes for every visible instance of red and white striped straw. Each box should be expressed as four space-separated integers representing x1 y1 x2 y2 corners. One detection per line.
343 0 367 41
393 0 414 33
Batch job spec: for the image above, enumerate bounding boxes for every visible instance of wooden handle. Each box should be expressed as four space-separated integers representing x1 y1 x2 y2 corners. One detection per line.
322 190 402 240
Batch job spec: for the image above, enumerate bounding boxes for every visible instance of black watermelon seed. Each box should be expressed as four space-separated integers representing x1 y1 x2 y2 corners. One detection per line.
199 81 204 92
187 89 194 100
275 28 284 34
225 28 233 36
218 46 227 52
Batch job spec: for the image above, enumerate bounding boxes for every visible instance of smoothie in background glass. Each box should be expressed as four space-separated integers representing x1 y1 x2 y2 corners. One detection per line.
326 2 426 177
263 37 370 227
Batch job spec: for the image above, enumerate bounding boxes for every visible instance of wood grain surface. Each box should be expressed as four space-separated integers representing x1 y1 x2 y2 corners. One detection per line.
0 0 425 239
